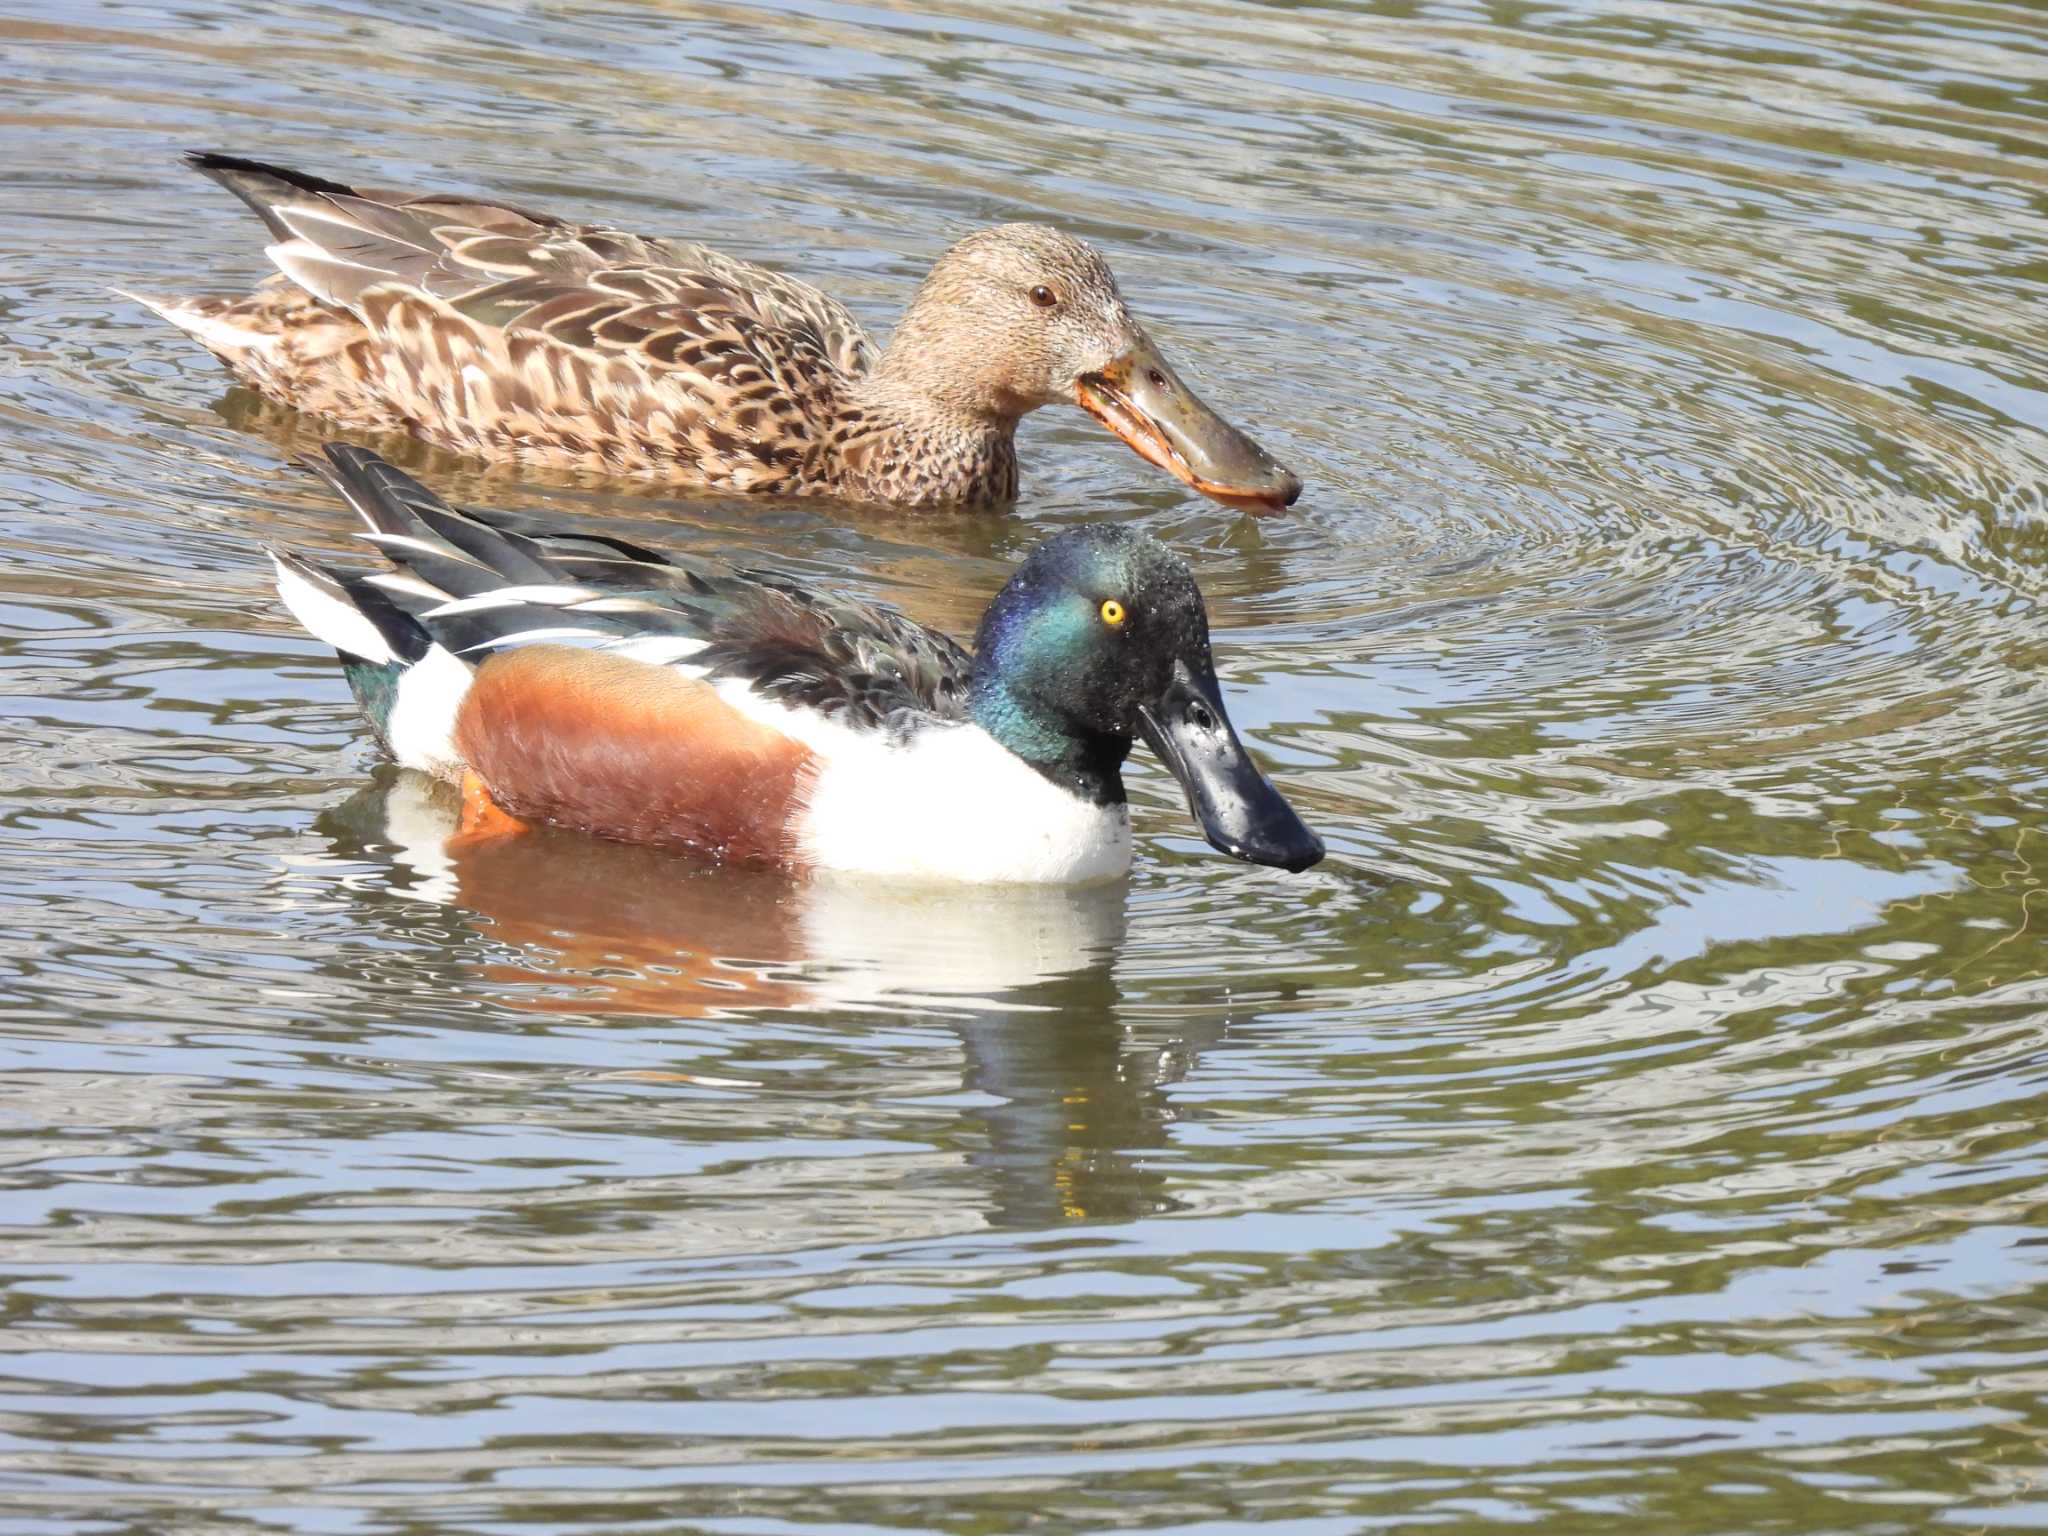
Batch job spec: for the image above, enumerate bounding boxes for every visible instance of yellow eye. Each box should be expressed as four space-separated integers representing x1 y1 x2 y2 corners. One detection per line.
1100 598 1126 627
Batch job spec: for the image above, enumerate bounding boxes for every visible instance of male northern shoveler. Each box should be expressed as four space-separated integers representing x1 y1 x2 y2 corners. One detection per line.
274 446 1323 883
131 152 1302 512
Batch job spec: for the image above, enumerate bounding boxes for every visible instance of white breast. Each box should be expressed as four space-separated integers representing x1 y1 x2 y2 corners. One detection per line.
795 722 1132 884
384 644 474 782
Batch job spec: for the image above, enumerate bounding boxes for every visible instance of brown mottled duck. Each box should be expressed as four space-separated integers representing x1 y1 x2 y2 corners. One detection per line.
130 152 1302 512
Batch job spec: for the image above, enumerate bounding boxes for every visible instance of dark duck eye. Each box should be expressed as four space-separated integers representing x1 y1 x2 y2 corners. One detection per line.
1030 284 1058 309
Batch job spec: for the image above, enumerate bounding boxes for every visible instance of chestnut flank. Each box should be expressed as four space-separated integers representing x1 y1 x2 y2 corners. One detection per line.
454 646 815 868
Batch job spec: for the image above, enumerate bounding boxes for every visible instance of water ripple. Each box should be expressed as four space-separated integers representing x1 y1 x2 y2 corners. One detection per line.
5 0 2048 1529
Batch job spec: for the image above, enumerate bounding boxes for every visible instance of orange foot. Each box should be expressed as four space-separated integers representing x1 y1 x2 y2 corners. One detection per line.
451 769 532 846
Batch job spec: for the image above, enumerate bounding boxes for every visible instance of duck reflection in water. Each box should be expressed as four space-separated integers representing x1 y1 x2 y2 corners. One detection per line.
311 768 1229 1225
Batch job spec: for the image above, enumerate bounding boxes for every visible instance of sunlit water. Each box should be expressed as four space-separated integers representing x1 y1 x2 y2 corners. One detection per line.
5 1 2048 1529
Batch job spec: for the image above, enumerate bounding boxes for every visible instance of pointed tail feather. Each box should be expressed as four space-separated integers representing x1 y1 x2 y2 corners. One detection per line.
185 150 359 243
291 450 496 602
114 286 278 365
301 445 562 587
187 152 447 308
290 445 703 661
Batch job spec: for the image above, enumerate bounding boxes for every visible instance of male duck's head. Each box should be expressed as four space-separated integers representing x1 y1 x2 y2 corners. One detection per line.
969 526 1323 873
879 225 1302 512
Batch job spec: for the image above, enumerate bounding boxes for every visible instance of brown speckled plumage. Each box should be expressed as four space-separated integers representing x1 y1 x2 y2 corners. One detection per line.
133 153 1207 509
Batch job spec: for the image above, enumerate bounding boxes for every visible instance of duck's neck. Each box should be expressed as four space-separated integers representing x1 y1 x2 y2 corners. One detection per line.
839 328 1029 507
967 675 1129 808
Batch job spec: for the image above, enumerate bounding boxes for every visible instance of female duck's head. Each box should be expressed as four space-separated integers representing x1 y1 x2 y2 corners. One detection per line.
969 526 1323 873
877 225 1302 513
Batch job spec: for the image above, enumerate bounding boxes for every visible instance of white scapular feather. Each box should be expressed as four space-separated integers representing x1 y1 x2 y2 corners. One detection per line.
458 627 611 652
364 572 450 602
610 636 708 666
426 584 601 617
358 531 487 565
572 596 672 614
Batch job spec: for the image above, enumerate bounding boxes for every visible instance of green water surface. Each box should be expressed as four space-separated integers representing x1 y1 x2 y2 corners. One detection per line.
4 1 2048 1530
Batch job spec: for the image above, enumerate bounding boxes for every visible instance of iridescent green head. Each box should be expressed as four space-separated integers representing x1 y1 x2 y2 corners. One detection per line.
969 526 1323 873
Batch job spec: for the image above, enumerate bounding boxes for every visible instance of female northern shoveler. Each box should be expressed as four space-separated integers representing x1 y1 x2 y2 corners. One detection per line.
132 152 1302 512
274 446 1323 883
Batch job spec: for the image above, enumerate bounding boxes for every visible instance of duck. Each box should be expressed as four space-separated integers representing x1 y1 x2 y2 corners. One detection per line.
130 152 1302 513
273 445 1324 883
